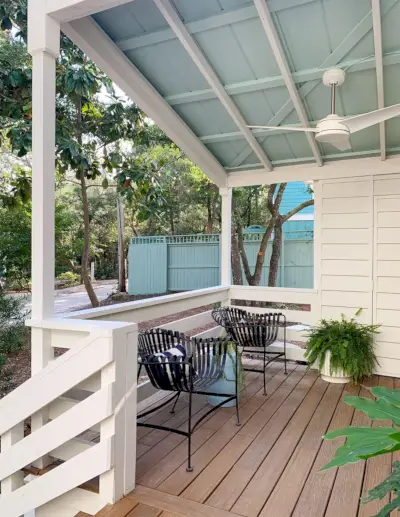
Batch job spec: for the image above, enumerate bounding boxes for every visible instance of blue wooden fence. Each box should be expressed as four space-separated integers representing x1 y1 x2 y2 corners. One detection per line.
128 230 314 295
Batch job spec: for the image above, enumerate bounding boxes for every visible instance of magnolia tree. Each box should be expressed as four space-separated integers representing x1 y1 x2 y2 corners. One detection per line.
0 1 165 306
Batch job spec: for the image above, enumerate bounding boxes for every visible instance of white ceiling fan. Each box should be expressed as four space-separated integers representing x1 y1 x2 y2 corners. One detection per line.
247 68 400 151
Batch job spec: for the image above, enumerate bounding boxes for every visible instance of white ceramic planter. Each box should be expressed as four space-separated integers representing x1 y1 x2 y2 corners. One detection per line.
320 351 351 384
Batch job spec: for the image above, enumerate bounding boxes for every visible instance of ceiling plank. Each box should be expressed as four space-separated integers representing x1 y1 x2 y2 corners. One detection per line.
372 0 386 161
46 0 135 23
230 0 399 168
153 0 274 171
62 17 228 187
165 51 400 107
116 1 318 51
252 0 323 167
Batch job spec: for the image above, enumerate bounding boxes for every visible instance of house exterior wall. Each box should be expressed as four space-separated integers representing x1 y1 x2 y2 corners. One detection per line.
316 173 400 377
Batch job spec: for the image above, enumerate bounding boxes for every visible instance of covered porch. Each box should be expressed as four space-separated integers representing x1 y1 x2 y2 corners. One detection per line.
2 0 400 515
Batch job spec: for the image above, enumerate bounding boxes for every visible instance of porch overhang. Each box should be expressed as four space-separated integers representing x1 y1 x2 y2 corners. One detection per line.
45 0 400 188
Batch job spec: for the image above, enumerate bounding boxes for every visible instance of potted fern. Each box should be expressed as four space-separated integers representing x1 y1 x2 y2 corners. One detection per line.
304 311 379 383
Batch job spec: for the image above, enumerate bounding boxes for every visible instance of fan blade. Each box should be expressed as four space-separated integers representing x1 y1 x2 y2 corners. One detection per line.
247 125 318 133
331 139 352 151
344 104 400 133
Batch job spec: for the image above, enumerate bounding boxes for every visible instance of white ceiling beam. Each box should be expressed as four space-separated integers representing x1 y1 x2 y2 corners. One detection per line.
153 0 273 172
372 0 386 161
62 17 228 187
227 155 400 187
165 51 400 107
46 0 135 22
253 0 322 167
116 1 318 51
231 0 398 169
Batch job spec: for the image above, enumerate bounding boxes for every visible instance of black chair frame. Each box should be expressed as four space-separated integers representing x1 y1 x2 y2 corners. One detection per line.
137 330 240 472
212 307 287 395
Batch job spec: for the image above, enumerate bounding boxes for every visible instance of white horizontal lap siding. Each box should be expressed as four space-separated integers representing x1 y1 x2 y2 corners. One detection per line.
319 178 373 325
373 180 400 376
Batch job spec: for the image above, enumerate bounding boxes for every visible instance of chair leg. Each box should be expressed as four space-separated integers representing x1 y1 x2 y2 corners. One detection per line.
186 390 193 472
170 392 181 414
235 347 241 426
137 363 142 382
284 326 288 374
263 350 267 396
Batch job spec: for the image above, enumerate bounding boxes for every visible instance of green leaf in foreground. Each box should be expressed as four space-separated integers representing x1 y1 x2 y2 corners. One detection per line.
344 396 400 425
361 461 400 517
321 426 399 470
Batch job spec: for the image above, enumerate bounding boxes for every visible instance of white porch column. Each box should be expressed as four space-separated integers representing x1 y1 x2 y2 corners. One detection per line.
28 1 60 467
220 187 232 286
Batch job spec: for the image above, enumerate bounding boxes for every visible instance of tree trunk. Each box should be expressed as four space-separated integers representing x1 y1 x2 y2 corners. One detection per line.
206 190 213 233
268 217 283 287
231 228 243 285
79 170 99 307
76 97 99 308
117 195 126 293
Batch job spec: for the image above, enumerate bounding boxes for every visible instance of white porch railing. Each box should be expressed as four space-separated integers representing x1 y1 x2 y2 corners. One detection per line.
0 284 316 516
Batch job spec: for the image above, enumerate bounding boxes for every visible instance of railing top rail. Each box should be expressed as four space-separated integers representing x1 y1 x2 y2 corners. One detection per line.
26 317 137 335
64 285 230 321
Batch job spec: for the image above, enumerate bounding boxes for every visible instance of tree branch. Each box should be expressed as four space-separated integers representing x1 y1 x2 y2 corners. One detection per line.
266 184 276 214
282 199 314 222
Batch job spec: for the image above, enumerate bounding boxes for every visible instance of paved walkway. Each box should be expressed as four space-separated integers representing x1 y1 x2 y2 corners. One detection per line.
19 280 117 314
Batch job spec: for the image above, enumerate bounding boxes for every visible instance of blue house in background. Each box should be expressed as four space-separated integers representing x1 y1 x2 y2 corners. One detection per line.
280 181 314 237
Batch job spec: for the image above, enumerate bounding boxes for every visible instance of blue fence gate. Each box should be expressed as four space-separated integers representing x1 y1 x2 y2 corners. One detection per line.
128 231 314 295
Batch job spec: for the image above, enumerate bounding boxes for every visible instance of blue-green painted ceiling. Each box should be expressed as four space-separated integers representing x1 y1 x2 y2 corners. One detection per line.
92 0 400 174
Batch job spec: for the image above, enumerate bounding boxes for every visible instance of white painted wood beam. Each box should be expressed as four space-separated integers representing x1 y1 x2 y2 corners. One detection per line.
220 188 232 286
226 155 400 187
46 0 135 23
253 0 322 167
62 17 227 187
230 0 398 169
164 51 400 107
372 0 386 161
116 1 318 51
153 0 273 171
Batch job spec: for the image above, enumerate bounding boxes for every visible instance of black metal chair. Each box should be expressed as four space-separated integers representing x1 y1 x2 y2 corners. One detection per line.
212 307 287 395
137 328 240 472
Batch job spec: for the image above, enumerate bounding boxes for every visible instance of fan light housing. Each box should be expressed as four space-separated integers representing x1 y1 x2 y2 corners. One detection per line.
315 115 350 144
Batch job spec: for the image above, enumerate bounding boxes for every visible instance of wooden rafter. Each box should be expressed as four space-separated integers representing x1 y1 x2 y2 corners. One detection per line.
153 0 274 171
62 17 228 187
372 0 386 160
252 0 322 167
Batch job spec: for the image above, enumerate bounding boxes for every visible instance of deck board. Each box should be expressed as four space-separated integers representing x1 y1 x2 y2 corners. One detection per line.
94 370 400 517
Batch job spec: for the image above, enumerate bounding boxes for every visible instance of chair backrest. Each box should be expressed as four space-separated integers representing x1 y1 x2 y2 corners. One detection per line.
138 328 190 359
139 331 237 393
212 307 284 347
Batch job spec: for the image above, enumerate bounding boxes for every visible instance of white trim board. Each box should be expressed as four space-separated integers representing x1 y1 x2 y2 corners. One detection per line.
227 155 400 187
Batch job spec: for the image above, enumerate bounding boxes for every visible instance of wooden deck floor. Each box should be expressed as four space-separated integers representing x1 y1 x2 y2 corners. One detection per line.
94 360 398 517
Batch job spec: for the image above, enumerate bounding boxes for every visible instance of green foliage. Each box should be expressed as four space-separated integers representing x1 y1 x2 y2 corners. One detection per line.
304 313 379 383
323 387 400 516
0 288 28 367
56 271 80 287
362 461 400 517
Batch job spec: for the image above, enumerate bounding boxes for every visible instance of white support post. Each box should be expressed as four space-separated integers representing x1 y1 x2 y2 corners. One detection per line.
220 188 232 288
99 326 138 503
28 0 60 468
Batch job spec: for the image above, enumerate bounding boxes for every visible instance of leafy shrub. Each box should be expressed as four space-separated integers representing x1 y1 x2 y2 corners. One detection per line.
304 312 379 383
56 271 80 288
0 289 29 366
323 388 400 516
